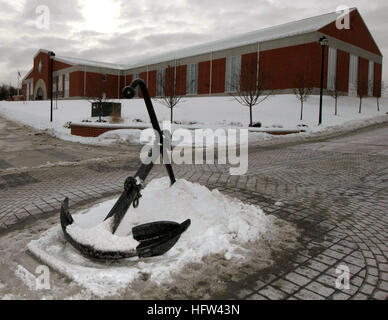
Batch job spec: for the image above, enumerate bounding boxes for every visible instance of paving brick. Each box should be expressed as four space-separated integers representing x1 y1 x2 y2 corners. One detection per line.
352 293 369 300
235 289 253 299
331 244 354 255
305 281 335 297
272 279 300 295
315 254 339 266
316 274 337 288
247 294 268 300
294 266 321 279
379 281 388 292
258 286 287 300
285 272 311 287
331 291 351 300
293 289 325 300
251 280 266 291
308 260 330 272
324 249 346 260
360 284 375 295
372 290 388 300
343 256 366 268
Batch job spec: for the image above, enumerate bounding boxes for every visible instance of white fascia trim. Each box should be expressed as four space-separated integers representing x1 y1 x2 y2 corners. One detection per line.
33 49 50 60
22 68 34 82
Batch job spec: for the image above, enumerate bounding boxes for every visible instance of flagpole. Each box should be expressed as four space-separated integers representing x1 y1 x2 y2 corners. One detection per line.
17 71 21 96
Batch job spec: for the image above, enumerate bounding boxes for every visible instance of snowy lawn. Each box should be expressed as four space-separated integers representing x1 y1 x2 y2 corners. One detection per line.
0 95 387 146
28 178 298 298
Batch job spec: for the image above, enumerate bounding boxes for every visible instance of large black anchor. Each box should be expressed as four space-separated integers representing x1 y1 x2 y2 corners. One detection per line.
60 79 191 260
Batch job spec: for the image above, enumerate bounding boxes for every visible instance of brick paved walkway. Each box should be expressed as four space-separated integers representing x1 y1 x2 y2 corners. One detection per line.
0 115 387 300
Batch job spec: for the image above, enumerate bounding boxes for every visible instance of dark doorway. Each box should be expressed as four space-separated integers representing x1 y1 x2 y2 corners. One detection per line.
36 87 44 100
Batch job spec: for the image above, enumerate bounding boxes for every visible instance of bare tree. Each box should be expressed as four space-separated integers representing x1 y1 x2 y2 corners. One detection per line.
357 77 369 114
156 64 184 123
293 74 313 121
328 77 340 116
377 80 386 112
0 84 18 101
228 58 272 127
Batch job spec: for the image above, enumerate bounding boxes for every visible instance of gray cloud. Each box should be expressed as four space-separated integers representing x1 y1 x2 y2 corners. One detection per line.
0 0 387 86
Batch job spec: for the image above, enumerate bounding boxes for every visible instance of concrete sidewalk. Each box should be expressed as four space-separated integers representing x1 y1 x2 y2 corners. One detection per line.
0 115 387 300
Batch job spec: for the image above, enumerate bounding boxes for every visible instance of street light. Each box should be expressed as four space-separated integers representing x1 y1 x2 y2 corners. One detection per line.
49 51 56 122
318 36 328 126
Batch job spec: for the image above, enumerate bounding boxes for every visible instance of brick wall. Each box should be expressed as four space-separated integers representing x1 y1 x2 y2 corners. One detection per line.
319 9 382 57
336 49 350 93
198 61 211 94
71 125 119 137
374 63 382 97
260 42 328 91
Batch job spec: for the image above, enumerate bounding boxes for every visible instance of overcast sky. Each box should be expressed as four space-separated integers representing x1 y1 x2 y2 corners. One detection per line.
0 0 387 86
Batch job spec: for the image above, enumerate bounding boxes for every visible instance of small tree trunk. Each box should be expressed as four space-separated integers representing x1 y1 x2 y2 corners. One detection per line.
300 100 304 121
99 101 102 122
170 107 173 124
249 105 253 126
377 98 380 112
335 96 338 116
359 97 362 114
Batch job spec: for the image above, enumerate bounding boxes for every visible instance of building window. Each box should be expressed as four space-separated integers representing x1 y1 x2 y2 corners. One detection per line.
64 73 70 98
156 68 165 97
327 47 337 91
225 55 241 92
58 75 63 97
52 76 57 95
30 82 33 100
348 54 358 97
368 61 374 97
38 60 43 74
134 73 140 97
186 63 198 95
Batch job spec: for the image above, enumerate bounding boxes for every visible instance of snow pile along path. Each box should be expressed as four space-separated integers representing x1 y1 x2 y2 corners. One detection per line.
28 178 297 297
1 96 387 146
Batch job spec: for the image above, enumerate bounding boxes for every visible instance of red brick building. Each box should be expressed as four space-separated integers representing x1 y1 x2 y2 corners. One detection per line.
22 8 383 101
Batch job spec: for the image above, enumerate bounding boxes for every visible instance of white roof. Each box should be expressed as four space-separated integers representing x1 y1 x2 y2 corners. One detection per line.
55 56 128 70
54 9 354 71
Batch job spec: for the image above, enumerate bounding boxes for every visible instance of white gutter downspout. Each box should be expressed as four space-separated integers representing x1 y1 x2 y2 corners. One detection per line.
174 59 177 97
257 42 260 88
209 51 213 96
118 70 120 100
83 66 86 98
146 65 149 87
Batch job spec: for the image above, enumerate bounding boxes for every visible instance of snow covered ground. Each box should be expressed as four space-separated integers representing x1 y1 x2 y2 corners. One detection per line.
28 178 298 297
0 95 387 146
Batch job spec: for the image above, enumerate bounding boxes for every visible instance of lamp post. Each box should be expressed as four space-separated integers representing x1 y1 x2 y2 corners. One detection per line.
49 51 56 122
318 36 328 126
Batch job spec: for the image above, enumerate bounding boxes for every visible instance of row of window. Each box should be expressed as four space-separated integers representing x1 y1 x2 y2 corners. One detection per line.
130 56 242 97
327 47 375 96
26 82 33 101
52 74 70 98
129 50 376 97
28 51 377 99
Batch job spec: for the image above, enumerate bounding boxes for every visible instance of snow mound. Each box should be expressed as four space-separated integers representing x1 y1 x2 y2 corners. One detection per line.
66 219 139 252
28 178 283 297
